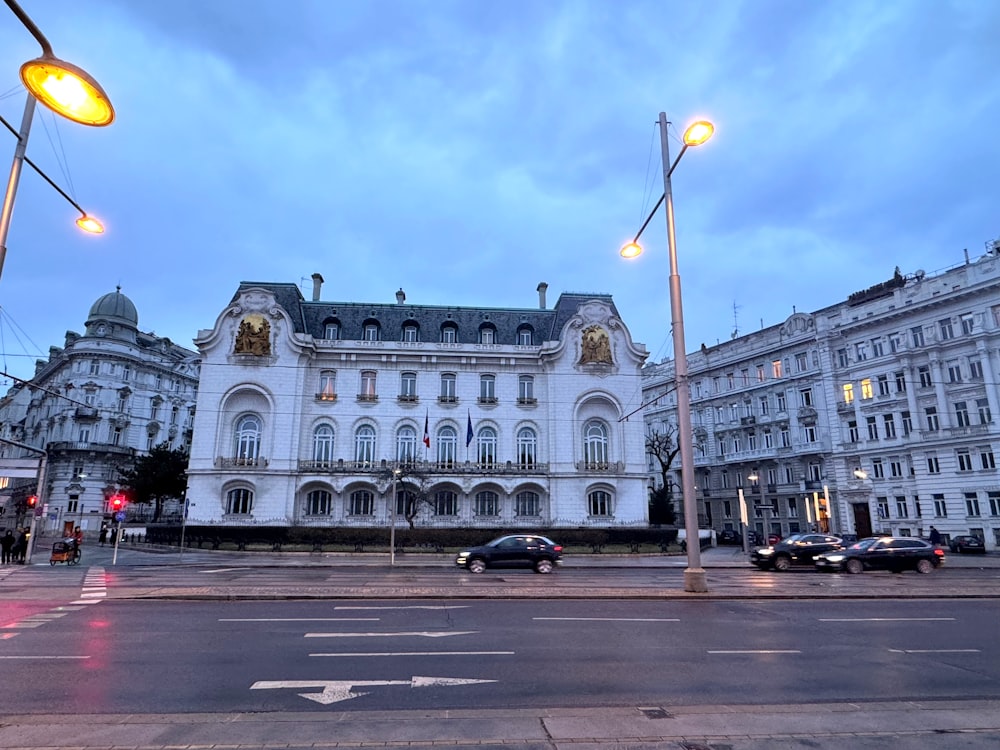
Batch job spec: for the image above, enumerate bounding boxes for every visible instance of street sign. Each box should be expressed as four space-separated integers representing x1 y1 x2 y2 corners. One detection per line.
114 511 125 522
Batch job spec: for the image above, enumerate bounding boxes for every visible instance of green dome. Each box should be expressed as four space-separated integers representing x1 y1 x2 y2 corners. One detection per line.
87 287 138 328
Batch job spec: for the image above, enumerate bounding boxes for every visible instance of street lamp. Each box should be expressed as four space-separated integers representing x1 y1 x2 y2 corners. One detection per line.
0 0 114 280
621 113 714 593
390 467 401 566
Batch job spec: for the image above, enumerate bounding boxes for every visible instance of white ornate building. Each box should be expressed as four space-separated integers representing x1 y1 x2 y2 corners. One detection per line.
184 277 650 528
0 289 200 534
643 241 1000 550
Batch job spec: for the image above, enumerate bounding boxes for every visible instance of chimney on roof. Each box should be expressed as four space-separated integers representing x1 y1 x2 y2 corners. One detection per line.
537 282 548 309
311 273 324 301
396 288 406 304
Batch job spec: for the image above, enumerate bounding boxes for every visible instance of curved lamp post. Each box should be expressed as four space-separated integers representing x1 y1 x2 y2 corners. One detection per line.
621 113 714 593
0 0 114 281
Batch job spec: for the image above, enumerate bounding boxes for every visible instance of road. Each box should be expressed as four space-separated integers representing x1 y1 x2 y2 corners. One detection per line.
2 550 1000 748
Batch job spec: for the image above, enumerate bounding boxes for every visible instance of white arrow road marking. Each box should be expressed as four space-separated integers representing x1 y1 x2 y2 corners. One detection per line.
250 676 497 704
304 631 477 638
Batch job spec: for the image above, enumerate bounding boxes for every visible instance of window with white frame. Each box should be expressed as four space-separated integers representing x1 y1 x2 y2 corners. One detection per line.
872 458 885 479
402 324 418 342
938 318 954 341
226 488 253 515
799 388 813 407
960 313 974 335
400 371 417 399
324 322 339 340
588 489 613 517
965 492 981 517
359 370 377 400
479 374 496 402
780 428 790 448
479 326 496 344
776 392 786 411
354 425 376 465
889 458 902 478
235 415 261 462
349 489 374 516
955 401 970 427
795 352 808 371
867 417 878 440
477 427 497 466
440 373 457 401
988 491 1000 517
918 366 932 387
772 360 783 378
363 323 379 341
764 430 774 449
318 370 336 400
584 421 609 468
901 411 912 436
441 325 458 343
855 343 867 361
837 348 849 367
517 327 533 345
925 407 939 431
396 425 417 463
434 490 458 516
977 399 992 424
474 490 499 516
518 375 535 402
895 496 908 518
312 424 334 464
927 454 940 474
957 449 973 472
437 426 457 467
979 446 996 470
888 333 900 353
305 489 332 516
877 374 890 396
847 420 859 442
788 498 798 517
843 383 854 404
969 358 983 380
759 396 769 415
876 497 890 519
515 491 540 516
517 427 537 467
933 494 947 517
871 339 884 358
910 326 925 347
860 379 873 399
804 425 817 443
883 414 896 438
894 371 906 393
947 362 962 383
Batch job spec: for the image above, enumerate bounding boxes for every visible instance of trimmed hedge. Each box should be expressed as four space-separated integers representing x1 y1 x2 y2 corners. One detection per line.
147 525 679 552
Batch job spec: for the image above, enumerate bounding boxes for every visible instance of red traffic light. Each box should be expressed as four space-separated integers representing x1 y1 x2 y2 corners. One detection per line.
110 495 126 511
27 495 38 507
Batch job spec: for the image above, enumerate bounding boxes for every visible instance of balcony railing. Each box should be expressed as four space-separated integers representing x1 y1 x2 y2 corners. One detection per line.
575 461 625 472
215 456 269 468
516 397 537 406
397 394 419 403
477 396 498 405
296 458 549 475
356 394 378 402
438 396 458 404
315 393 337 402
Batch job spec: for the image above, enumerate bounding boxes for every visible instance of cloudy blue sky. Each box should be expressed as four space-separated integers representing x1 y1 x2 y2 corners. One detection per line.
0 0 997 385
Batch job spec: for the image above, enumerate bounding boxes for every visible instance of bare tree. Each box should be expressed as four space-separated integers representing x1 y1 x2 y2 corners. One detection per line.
645 425 679 525
378 463 434 529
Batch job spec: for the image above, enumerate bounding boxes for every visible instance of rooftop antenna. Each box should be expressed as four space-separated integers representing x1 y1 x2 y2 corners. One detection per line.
731 299 741 339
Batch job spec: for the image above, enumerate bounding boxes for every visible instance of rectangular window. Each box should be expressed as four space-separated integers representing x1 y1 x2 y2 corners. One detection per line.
918 366 932 387
895 496 908 518
837 348 849 367
927 455 940 474
977 399 992 425
969 359 983 380
947 362 962 383
804 425 817 443
441 327 457 343
933 494 947 517
727 372 735 389
776 392 786 411
402 326 418 342
871 340 884 358
883 414 896 438
965 492 981 517
925 407 939 432
894 371 906 393
517 329 533 345
938 318 954 341
400 371 417 398
759 396 769 415
359 371 377 399
772 360 783 378
799 388 813 407
901 411 912 436
890 459 902 478
847 420 859 443
961 313 975 335
988 491 1000 516
860 379 874 399
780 429 790 448
784 466 795 484
748 432 757 450
440 373 457 400
89 360 100 375
787 498 798 517
518 375 535 403
741 368 750 385
763 430 774 449
888 333 900 353
980 447 996 470
877 497 890 519
479 374 496 402
842 383 854 404
910 326 925 348
319 371 336 401
872 459 885 479
855 343 867 362
324 323 339 340
877 374 890 396
122 363 131 381
866 417 879 440
756 365 765 383
480 328 495 344
955 401 970 427
957 449 973 472
795 352 808 372
363 324 379 341
723 500 732 518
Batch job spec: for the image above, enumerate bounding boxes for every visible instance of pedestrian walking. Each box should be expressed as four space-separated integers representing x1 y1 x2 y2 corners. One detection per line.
13 528 27 563
1 529 14 564
929 525 942 546
99 525 108 546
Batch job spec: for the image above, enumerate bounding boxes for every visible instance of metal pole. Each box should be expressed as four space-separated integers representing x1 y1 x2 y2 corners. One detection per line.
389 470 398 566
0 93 35 282
737 487 749 556
179 495 188 562
112 518 121 565
659 112 707 592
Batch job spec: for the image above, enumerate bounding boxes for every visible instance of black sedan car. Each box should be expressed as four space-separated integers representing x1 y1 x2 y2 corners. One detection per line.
948 535 986 554
815 536 945 574
750 533 844 571
455 534 563 574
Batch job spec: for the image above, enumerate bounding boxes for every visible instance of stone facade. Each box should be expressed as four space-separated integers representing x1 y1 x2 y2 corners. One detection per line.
185 278 650 529
643 242 1000 550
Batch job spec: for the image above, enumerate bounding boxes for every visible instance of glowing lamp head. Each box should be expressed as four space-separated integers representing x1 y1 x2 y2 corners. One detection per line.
76 215 104 234
20 56 115 127
683 120 714 147
619 241 643 259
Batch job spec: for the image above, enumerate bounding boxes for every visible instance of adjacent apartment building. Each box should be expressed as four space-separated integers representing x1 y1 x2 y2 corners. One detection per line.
0 289 200 534
643 241 1000 550
184 276 650 529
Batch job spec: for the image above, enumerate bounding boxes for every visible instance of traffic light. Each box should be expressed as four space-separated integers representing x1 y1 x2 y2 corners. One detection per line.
26 495 37 508
110 495 126 512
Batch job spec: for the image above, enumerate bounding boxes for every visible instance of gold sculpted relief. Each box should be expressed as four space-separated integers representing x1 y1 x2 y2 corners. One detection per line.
234 314 271 356
579 324 612 364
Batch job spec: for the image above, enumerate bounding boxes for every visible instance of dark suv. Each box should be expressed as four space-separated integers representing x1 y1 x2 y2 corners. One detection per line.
455 534 563 574
750 533 844 571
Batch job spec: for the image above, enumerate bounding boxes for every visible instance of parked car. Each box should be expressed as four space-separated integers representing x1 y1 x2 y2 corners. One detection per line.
455 534 563 574
948 535 986 554
750 533 844 571
815 537 945 574
717 529 741 545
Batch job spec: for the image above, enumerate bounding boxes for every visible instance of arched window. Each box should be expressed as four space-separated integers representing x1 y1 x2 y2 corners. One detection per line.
517 427 537 468
363 322 380 341
515 490 540 517
479 324 496 344
479 374 496 402
588 489 613 517
474 490 499 516
318 370 336 401
323 321 339 340
402 324 419 342
516 326 534 346
305 489 332 515
349 489 374 515
437 426 457 468
584 420 608 468
441 324 458 343
477 426 497 466
434 490 457 516
226 488 253 515
355 425 376 465
395 488 416 516
234 415 261 464
313 424 335 464
396 426 417 463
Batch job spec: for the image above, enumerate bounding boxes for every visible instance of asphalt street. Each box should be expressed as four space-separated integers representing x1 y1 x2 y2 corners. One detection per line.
1 541 999 749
